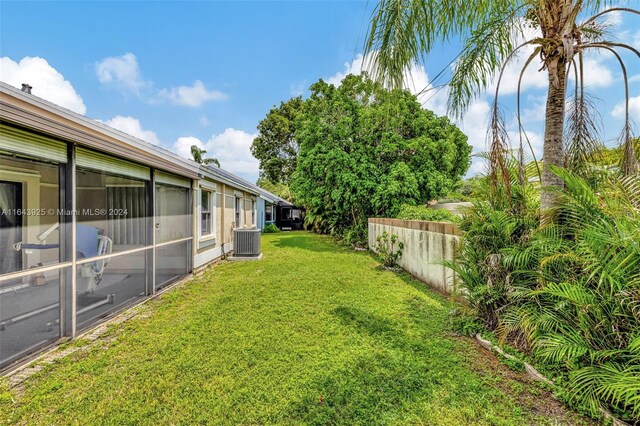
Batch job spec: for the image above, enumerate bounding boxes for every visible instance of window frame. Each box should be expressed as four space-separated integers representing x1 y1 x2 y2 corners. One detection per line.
251 199 256 226
198 187 216 240
234 196 242 228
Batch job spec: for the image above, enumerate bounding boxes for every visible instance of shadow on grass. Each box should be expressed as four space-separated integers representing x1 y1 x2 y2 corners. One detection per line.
367 252 451 308
332 306 398 339
287 350 436 425
286 305 439 424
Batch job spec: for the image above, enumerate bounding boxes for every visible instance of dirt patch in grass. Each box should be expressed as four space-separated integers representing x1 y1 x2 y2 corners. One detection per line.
461 337 597 425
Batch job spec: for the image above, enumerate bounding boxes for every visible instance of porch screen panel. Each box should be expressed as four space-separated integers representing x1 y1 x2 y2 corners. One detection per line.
155 240 189 290
154 175 192 289
0 149 65 369
155 182 192 244
75 249 148 331
0 264 68 369
0 155 62 274
106 186 147 245
76 167 149 253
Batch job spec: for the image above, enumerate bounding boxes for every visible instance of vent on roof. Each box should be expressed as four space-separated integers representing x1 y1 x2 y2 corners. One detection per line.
21 84 32 94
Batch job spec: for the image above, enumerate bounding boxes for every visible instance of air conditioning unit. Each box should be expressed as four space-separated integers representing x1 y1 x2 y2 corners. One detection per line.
232 228 262 258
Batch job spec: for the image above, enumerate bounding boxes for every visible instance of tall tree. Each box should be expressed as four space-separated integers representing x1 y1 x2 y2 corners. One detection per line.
292 74 471 243
190 145 220 167
365 0 639 210
251 97 303 185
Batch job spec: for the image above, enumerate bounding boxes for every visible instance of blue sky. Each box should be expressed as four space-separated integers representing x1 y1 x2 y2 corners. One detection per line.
1 1 638 182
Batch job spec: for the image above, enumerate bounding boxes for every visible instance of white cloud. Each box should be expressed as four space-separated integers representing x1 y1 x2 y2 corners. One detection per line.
635 31 640 48
0 56 86 114
568 56 614 88
158 80 227 107
458 100 491 152
328 53 448 115
96 53 226 107
102 116 160 145
199 114 210 127
95 53 148 94
601 8 622 28
487 47 548 95
508 129 544 162
611 95 640 119
521 94 547 123
466 158 488 178
173 136 205 159
206 128 259 182
630 74 640 83
174 129 259 182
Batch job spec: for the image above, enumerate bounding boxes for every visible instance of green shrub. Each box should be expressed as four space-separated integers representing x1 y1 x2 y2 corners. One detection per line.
499 168 640 421
375 231 404 268
263 223 280 233
447 308 483 337
396 204 461 223
446 163 640 421
291 74 471 246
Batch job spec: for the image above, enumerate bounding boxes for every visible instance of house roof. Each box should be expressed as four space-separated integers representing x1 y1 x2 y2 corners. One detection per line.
204 165 292 205
0 81 264 196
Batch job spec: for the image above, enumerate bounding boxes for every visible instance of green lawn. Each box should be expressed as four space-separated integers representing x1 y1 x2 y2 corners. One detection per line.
1 232 588 425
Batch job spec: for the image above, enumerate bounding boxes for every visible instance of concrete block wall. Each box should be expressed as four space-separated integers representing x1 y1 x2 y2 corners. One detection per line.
368 218 460 294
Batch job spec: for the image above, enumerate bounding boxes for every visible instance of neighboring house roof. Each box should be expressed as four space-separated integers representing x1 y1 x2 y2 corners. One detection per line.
0 81 266 196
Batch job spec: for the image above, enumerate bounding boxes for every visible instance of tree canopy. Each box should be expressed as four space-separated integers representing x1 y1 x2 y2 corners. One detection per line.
365 0 639 210
251 97 303 185
291 74 471 243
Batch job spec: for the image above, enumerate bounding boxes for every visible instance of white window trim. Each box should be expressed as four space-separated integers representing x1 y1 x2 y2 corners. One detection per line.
251 200 256 226
198 188 216 241
234 196 243 228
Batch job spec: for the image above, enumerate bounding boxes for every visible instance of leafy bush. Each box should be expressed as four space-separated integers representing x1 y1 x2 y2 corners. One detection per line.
447 307 483 337
443 168 539 330
447 163 640 421
396 204 461 223
262 223 280 233
291 74 471 245
498 168 640 421
375 231 404 268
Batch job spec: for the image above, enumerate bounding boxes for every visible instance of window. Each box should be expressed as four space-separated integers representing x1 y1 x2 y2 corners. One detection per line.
234 196 242 228
282 207 291 220
265 205 273 222
201 190 212 236
251 200 256 226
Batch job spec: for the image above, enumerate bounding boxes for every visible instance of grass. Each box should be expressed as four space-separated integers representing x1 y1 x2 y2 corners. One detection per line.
0 232 590 425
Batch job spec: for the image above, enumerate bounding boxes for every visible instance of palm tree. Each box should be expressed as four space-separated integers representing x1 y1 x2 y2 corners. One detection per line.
190 145 220 167
365 0 639 210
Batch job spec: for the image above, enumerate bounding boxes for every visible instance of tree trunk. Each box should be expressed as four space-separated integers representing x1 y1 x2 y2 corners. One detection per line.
541 61 568 211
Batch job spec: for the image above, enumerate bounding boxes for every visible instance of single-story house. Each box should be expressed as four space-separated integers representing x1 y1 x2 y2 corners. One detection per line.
0 82 276 369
